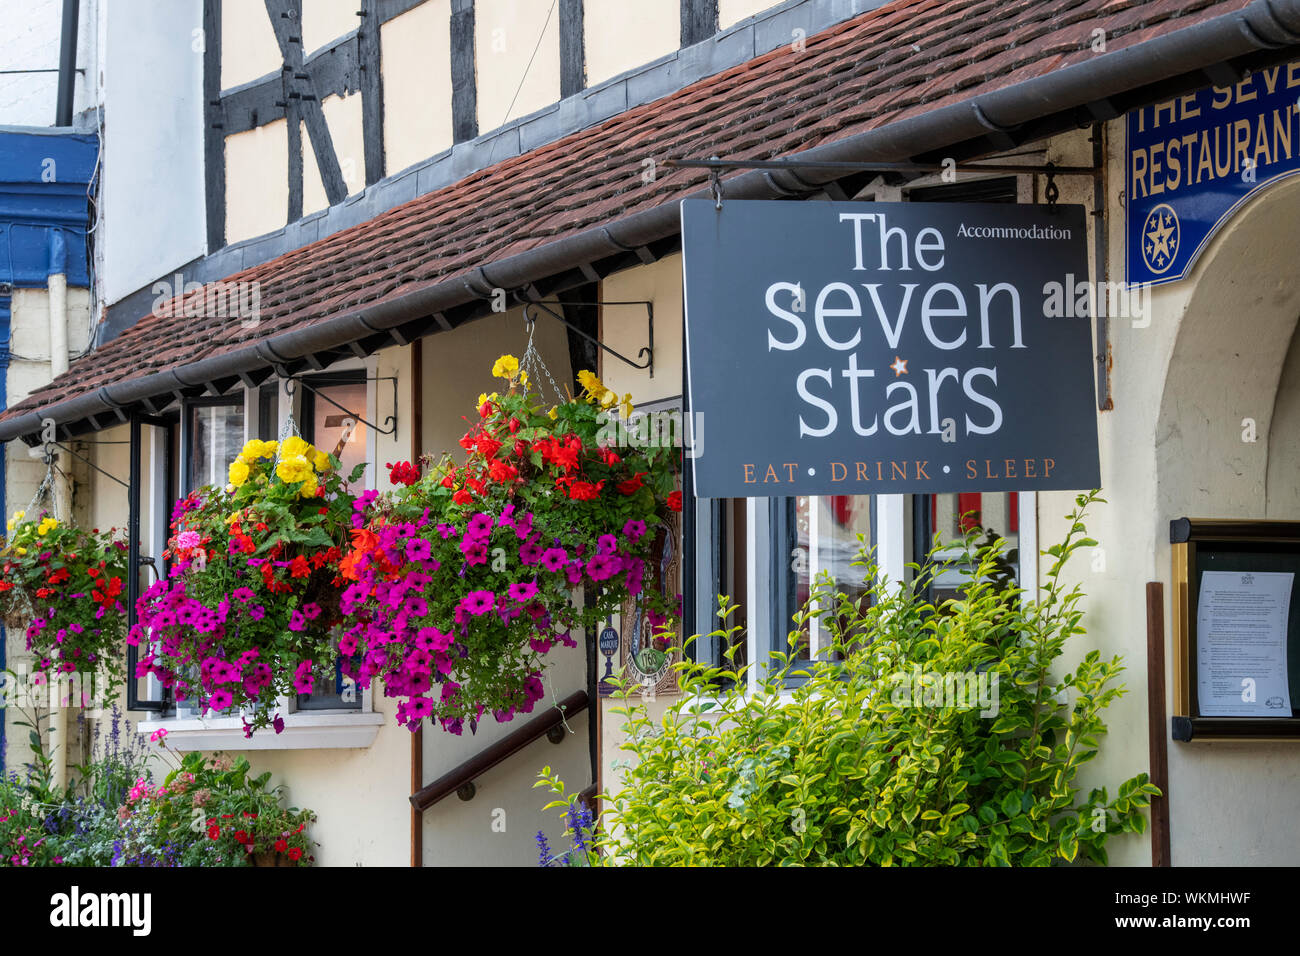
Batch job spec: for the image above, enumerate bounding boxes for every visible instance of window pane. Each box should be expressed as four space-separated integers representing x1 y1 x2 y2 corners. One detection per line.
311 381 367 480
258 381 279 440
921 492 1020 604
186 402 244 493
780 495 873 661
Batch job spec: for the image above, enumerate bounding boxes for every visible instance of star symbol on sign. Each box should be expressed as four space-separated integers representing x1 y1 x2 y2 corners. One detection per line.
890 356 908 377
1146 212 1175 266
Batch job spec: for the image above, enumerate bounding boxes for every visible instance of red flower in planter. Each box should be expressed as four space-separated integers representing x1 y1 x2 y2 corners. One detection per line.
617 473 647 496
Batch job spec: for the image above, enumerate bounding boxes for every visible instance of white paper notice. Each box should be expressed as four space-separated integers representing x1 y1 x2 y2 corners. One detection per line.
1197 570 1293 717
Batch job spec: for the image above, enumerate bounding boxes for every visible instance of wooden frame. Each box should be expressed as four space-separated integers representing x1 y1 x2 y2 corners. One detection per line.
1169 517 1300 741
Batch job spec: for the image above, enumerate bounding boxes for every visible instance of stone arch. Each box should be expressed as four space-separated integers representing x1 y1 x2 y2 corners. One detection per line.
1155 175 1300 522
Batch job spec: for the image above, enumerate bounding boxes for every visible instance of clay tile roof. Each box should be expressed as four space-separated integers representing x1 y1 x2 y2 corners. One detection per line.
1 0 1270 431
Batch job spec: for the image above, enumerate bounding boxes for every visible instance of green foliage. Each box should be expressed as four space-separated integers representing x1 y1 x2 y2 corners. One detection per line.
0 711 317 867
540 492 1159 866
0 510 129 697
117 751 318 867
1 707 154 867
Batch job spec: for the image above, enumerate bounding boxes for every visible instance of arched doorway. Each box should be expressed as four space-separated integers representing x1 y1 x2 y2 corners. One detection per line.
1154 174 1300 865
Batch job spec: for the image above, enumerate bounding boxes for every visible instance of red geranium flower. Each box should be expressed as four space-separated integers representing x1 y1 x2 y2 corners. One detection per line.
667 491 683 512
617 472 647 496
274 839 288 852
288 847 303 861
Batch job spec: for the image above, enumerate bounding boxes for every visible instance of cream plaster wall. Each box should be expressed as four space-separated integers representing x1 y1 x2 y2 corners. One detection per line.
381 0 454 175
302 91 366 216
1266 325 1300 518
583 0 679 87
416 307 593 865
474 0 560 129
302 0 361 58
221 0 282 90
1036 126 1300 866
225 119 290 244
1148 175 1300 866
719 0 785 30
3 288 93 778
598 254 684 405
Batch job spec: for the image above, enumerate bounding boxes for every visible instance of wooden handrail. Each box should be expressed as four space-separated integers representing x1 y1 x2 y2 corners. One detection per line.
409 690 589 812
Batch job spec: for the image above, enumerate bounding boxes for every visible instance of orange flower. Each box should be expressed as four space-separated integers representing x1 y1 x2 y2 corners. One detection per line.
339 550 365 581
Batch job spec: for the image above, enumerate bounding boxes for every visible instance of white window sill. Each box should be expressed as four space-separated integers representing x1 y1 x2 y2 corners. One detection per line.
137 711 386 751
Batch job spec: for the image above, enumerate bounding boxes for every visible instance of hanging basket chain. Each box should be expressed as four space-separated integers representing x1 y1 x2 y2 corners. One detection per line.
520 310 566 406
25 451 61 522
273 409 302 468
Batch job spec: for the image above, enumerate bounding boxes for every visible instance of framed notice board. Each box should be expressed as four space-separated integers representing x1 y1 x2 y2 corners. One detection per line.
1170 518 1300 741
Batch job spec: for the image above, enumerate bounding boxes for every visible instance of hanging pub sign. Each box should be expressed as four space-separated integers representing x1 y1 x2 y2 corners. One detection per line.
1126 60 1300 286
680 199 1099 498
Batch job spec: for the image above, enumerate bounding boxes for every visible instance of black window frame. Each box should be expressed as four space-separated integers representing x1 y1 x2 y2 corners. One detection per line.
180 393 246 497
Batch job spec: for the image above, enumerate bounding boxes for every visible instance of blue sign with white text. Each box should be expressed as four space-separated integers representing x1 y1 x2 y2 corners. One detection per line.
1127 61 1300 285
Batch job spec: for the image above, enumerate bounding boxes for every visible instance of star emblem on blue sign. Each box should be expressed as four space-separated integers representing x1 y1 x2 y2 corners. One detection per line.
1142 203 1180 275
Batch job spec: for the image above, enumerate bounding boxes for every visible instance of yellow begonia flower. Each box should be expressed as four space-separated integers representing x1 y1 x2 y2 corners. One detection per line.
313 450 331 472
492 354 520 380
229 459 251 487
576 369 601 397
276 455 312 484
241 439 273 460
547 407 558 421
300 473 318 498
519 370 529 388
599 389 617 408
16 547 26 556
621 394 634 418
281 435 310 459
478 392 490 407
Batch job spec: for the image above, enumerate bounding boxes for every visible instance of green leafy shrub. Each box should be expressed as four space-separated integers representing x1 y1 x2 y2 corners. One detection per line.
541 492 1158 866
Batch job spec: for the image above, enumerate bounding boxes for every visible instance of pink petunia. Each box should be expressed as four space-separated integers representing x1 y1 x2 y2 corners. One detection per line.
460 591 495 617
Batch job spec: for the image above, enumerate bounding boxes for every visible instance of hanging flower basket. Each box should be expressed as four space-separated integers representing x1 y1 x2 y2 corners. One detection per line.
0 510 129 693
132 437 366 735
340 356 680 734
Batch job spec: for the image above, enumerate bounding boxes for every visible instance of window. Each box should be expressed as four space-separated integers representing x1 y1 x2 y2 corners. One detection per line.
778 494 875 663
257 380 279 441
183 397 245 494
139 367 384 749
299 373 368 482
908 492 1021 605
